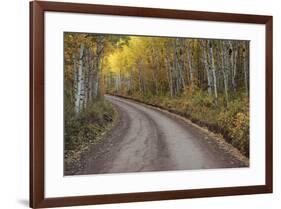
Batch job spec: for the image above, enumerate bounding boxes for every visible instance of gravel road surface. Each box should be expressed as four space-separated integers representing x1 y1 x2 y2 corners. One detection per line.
77 95 247 175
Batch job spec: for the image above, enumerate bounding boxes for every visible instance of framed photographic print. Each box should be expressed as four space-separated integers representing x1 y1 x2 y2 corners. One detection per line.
30 1 273 208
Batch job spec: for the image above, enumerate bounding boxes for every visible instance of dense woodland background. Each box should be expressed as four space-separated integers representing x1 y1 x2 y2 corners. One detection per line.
64 33 249 174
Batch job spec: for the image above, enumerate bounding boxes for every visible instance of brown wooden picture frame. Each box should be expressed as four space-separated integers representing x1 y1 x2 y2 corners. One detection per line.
30 1 273 208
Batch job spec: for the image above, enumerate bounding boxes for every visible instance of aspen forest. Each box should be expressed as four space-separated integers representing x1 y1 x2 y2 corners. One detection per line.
64 32 250 175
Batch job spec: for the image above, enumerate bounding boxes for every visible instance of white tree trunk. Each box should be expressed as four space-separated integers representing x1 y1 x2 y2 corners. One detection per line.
186 41 194 89
88 48 94 103
243 42 249 96
209 41 218 102
177 38 185 91
72 53 78 113
165 55 173 97
75 43 84 114
221 41 229 106
229 41 237 92
201 40 212 95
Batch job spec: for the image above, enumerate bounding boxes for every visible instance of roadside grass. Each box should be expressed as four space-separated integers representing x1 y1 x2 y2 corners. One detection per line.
112 90 249 157
64 99 117 175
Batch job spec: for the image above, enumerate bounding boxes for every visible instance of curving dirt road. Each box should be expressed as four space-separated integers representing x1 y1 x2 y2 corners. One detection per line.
77 95 247 175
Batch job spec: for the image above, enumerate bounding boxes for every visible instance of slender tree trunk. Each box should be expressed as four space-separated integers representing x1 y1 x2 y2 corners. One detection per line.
138 63 142 93
93 36 104 99
232 50 238 92
115 74 119 93
173 40 180 94
178 38 186 91
129 68 133 93
243 42 249 96
75 43 85 114
201 40 212 95
119 69 122 93
220 41 229 106
155 61 160 95
83 47 90 109
88 48 94 103
186 41 194 90
222 70 229 105
208 41 218 103
229 41 237 92
72 53 78 113
151 47 158 95
165 55 173 97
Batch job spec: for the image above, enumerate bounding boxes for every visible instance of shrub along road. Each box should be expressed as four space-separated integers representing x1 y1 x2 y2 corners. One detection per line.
77 95 248 175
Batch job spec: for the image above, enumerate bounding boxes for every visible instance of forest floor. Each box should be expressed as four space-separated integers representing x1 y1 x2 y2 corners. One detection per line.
64 99 118 175
75 95 248 175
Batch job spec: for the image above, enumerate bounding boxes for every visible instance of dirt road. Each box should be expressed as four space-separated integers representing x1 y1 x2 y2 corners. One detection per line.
77 95 247 175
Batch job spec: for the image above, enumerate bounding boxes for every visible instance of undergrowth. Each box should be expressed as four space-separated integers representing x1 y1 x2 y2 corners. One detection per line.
64 99 116 175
